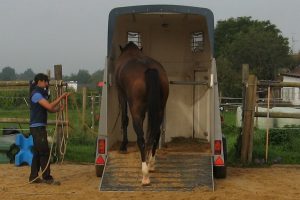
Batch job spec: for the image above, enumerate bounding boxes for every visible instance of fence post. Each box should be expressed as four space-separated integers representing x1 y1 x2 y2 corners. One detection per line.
241 74 257 164
82 87 87 129
242 64 249 122
54 64 64 160
91 93 95 129
265 86 271 163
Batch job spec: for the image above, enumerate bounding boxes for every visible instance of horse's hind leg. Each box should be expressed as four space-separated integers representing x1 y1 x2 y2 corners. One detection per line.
149 112 164 172
148 138 160 172
119 96 129 153
132 113 150 186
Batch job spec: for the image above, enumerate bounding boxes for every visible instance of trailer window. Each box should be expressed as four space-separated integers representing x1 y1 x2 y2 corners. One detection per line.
191 32 204 52
127 32 142 48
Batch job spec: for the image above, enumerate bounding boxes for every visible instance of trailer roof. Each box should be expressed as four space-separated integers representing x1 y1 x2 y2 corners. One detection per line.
107 5 215 56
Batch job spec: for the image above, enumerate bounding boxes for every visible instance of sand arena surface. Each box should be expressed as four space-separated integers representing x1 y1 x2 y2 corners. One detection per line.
0 163 300 200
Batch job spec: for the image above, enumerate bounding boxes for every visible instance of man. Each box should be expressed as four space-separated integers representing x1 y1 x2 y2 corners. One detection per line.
29 73 69 184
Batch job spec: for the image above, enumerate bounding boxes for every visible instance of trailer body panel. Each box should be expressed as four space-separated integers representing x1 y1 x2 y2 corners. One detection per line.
96 4 226 183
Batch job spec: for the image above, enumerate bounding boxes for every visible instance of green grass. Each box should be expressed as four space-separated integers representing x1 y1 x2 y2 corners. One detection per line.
65 142 96 163
221 111 241 165
252 128 300 164
222 110 237 127
222 110 300 165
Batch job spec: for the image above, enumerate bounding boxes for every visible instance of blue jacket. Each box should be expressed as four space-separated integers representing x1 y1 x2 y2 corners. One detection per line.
30 87 49 127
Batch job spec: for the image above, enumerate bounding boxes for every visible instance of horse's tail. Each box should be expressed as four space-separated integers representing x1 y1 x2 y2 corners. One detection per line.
145 68 161 151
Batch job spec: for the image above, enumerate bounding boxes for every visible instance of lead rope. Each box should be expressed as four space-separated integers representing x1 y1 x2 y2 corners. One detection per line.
58 80 65 161
53 81 59 160
59 94 69 164
56 80 69 164
53 80 68 164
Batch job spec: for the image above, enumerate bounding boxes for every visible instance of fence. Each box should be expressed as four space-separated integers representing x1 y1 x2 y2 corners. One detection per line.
241 64 300 164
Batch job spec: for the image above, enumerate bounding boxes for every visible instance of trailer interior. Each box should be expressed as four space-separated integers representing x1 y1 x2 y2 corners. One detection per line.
105 11 215 148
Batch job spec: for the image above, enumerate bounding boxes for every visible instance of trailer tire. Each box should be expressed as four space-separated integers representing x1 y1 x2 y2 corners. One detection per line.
214 165 227 179
214 136 227 179
95 165 104 177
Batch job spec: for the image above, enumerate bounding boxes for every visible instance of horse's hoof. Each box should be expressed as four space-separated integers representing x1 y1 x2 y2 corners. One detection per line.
149 165 155 172
142 182 151 186
148 155 156 173
141 178 151 186
149 168 155 173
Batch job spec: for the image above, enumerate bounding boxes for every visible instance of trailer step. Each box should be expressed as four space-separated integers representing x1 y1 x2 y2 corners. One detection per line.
99 151 214 191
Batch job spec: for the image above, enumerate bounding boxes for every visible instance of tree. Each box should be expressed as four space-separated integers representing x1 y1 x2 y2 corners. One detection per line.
18 68 35 80
75 69 91 84
89 69 104 90
0 66 16 80
292 52 300 67
90 69 104 83
215 17 292 96
217 56 242 97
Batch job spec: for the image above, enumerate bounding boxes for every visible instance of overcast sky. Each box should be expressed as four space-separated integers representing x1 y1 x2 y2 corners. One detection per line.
1 0 299 75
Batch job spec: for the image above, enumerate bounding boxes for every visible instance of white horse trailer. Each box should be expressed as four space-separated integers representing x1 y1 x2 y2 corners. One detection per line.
95 5 227 185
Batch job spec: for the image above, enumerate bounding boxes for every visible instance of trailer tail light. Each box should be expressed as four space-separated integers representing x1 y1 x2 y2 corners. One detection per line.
214 156 224 166
98 139 106 154
214 140 222 155
96 155 105 165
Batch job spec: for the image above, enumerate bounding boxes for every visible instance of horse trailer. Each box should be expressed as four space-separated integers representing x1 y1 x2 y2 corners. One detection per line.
95 5 227 188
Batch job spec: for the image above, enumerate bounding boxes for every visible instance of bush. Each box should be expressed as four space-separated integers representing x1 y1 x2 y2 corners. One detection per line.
269 129 290 145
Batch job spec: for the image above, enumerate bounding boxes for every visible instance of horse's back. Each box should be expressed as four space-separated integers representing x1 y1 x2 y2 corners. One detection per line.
115 46 169 106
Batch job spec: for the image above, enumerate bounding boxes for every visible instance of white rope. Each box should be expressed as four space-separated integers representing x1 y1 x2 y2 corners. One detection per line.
54 80 69 164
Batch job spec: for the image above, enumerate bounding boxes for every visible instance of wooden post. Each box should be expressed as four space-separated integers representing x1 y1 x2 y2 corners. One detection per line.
265 86 271 163
82 87 87 128
255 100 258 128
54 64 64 159
241 75 257 164
0 118 67 125
91 93 95 129
255 112 300 118
242 64 249 122
247 75 257 164
0 80 67 87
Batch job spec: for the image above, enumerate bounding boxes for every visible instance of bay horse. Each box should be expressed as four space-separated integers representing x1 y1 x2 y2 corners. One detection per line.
115 42 169 185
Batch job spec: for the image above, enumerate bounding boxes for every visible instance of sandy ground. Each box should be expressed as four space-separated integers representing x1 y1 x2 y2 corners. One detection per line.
0 163 300 200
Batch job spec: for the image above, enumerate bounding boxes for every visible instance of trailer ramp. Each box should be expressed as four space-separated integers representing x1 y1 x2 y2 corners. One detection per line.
99 149 214 191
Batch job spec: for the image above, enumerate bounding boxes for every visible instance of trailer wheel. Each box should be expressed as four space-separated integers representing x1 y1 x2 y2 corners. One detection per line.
214 136 227 179
95 165 104 177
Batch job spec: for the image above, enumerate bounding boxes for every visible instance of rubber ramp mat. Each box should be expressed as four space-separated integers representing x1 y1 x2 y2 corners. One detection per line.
99 151 214 191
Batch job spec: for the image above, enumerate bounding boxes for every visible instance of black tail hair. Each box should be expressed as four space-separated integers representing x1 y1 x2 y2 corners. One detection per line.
145 68 161 151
